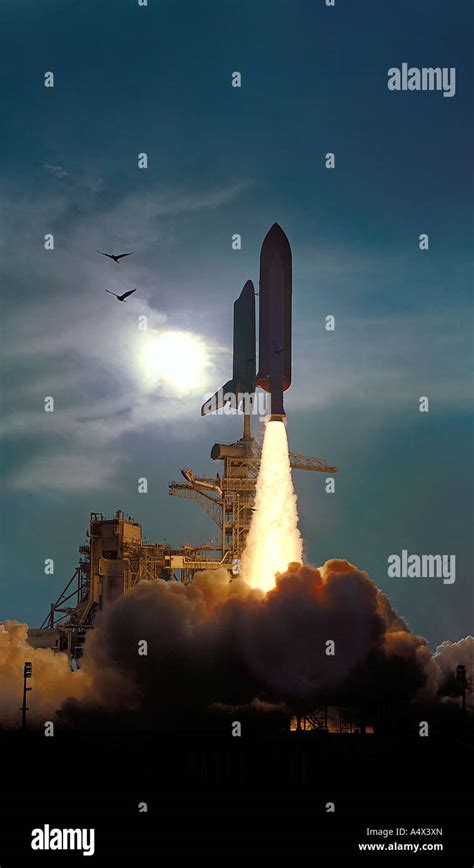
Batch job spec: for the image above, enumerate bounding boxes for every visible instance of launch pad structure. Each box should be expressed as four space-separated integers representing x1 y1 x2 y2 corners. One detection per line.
32 409 336 659
170 412 337 571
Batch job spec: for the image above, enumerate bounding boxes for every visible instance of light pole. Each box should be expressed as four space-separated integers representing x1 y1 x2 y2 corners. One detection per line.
456 664 467 713
21 661 32 730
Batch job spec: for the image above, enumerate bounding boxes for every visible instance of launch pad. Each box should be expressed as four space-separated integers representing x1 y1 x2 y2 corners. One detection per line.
32 412 336 658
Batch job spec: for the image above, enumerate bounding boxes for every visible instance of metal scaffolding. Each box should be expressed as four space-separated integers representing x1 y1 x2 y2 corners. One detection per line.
170 413 337 566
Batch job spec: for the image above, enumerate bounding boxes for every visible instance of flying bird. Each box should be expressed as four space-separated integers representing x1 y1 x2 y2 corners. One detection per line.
97 250 133 263
105 288 137 302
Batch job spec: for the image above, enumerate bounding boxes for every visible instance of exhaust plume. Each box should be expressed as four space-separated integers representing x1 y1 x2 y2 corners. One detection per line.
1 567 470 730
241 421 302 591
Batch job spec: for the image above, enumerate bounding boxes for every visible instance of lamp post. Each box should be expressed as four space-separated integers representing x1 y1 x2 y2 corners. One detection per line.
21 661 32 730
456 664 467 713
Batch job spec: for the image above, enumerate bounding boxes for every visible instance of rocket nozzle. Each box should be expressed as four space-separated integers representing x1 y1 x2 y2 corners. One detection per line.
269 385 285 421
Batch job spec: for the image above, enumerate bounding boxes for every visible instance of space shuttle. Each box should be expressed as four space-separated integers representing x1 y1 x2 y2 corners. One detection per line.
201 223 292 421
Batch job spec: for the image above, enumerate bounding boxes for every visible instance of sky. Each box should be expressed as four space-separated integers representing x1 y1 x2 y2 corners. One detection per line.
0 0 472 648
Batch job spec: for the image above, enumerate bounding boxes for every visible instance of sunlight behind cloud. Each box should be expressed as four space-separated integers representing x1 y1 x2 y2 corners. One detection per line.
138 329 210 395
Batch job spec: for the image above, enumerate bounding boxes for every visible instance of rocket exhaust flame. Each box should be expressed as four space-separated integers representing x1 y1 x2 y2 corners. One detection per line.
241 421 303 592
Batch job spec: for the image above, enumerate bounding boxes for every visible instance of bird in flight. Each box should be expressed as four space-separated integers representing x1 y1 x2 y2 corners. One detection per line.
97 250 133 263
105 288 137 302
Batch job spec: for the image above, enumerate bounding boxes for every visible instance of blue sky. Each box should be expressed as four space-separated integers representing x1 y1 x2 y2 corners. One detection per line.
1 0 472 647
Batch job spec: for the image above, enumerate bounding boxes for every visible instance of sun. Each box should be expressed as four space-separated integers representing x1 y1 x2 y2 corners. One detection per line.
139 330 209 394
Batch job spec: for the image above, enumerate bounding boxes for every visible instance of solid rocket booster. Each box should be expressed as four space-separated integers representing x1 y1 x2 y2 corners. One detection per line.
256 223 292 420
201 280 256 415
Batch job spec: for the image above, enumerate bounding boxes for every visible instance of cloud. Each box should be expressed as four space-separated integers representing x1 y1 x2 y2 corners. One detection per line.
11 451 125 493
43 163 68 179
290 311 473 414
0 179 245 492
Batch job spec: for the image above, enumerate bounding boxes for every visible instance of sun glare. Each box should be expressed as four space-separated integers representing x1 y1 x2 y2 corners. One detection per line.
140 330 209 393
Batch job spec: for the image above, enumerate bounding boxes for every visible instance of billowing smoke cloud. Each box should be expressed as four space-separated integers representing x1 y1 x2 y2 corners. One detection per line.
1 562 469 730
0 621 90 729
